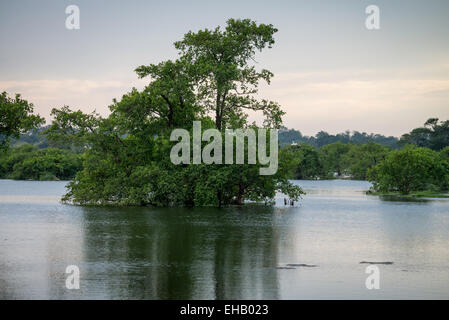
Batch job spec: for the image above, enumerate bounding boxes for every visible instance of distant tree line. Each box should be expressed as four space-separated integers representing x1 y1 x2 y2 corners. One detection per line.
280 118 449 195
281 141 391 180
278 127 399 148
12 124 401 151
9 125 50 149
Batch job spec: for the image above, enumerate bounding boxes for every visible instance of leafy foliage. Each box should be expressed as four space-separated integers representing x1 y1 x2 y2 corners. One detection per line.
170 18 284 130
341 143 390 180
280 142 392 181
0 92 44 149
399 118 449 150
0 144 82 180
45 19 304 207
280 144 322 179
367 146 449 194
440 146 449 163
319 142 351 177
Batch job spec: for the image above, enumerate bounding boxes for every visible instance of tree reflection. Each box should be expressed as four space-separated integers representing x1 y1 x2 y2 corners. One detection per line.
80 205 280 299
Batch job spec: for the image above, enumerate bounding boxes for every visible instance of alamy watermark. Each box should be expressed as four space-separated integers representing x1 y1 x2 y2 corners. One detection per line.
170 121 278 175
365 5 380 30
365 265 380 290
65 5 80 30
65 265 80 289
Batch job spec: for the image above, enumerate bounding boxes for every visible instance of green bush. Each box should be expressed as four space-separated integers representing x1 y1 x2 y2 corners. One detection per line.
0 144 82 180
368 146 449 194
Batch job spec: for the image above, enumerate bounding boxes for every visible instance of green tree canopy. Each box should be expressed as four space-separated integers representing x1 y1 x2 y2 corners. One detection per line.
0 143 82 180
0 92 44 149
320 142 351 177
368 146 449 194
342 143 390 180
399 118 449 150
440 146 449 163
135 18 284 131
281 144 322 179
45 19 304 207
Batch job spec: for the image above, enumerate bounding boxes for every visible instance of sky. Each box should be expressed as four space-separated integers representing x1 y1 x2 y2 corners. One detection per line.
1 0 449 137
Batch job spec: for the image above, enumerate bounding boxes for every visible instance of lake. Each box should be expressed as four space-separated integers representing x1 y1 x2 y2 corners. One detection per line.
0 179 448 299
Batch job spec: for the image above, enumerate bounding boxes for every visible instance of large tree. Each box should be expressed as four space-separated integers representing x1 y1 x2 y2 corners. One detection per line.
46 19 304 207
136 18 284 131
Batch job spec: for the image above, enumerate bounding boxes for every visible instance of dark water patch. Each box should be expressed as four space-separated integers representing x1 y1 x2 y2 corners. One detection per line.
378 195 429 203
360 261 393 265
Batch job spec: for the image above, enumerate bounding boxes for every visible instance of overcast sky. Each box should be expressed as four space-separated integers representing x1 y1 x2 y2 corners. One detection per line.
1 0 449 137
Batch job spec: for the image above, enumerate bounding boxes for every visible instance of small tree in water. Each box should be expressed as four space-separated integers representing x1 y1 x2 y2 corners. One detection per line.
368 146 449 195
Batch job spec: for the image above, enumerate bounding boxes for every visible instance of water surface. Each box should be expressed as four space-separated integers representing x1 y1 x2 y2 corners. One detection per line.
0 179 448 299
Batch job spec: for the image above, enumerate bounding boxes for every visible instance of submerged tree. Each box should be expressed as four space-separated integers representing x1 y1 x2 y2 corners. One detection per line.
46 19 304 206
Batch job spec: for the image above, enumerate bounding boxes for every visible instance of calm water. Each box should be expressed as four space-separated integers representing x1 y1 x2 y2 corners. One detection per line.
0 179 448 299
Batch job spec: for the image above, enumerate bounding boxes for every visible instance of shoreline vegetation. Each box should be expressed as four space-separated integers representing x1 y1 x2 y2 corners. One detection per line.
1 19 449 206
366 190 449 199
7 140 448 204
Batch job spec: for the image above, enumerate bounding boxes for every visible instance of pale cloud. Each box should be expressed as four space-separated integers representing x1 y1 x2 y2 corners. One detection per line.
251 67 449 136
0 78 147 121
1 67 449 137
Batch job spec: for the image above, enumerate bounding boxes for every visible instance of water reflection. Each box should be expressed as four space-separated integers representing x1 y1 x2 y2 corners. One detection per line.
377 200 449 270
80 206 280 299
1 180 449 299
378 195 430 203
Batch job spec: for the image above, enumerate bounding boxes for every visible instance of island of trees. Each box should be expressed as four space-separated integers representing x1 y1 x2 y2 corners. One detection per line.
280 119 449 197
1 19 449 204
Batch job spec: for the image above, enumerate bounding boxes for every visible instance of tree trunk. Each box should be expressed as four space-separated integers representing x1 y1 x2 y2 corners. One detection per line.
215 115 221 131
217 190 222 208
